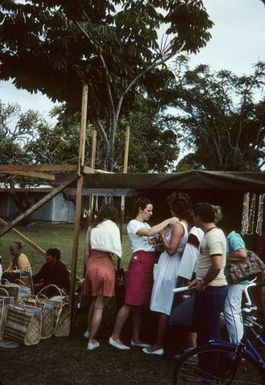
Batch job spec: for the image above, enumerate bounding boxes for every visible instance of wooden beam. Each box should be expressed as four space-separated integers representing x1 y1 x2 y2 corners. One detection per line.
0 175 78 237
0 164 77 172
0 170 55 181
0 217 46 256
83 166 114 174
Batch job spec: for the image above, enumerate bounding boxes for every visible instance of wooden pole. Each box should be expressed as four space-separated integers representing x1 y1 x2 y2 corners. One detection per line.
0 217 46 256
87 129 97 225
119 127 130 269
70 84 88 325
0 175 78 237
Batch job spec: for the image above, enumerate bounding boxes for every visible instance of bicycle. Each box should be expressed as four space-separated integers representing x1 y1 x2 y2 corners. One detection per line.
173 280 265 385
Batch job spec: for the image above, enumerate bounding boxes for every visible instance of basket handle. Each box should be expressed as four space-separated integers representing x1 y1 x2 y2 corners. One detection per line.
0 287 9 296
37 284 65 299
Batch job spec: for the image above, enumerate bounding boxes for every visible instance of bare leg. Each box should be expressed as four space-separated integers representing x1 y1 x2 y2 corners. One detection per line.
88 296 106 343
132 306 143 344
87 298 95 333
111 304 132 344
148 313 168 351
187 331 197 349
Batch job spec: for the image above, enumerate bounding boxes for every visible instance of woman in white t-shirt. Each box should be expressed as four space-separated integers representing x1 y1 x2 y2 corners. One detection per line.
109 197 178 350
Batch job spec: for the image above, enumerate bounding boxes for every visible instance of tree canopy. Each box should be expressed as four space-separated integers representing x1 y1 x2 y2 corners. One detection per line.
168 57 265 171
0 0 213 170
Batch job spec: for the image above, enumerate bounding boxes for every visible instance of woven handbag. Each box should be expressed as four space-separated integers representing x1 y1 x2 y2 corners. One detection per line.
0 287 15 337
227 250 265 284
0 280 31 300
23 297 54 339
38 284 70 337
1 303 42 345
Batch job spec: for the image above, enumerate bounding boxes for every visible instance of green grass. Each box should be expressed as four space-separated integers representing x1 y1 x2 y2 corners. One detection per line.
0 222 132 277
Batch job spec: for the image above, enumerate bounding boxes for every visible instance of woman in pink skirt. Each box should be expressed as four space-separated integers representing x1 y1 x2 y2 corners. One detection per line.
83 204 122 351
109 197 178 350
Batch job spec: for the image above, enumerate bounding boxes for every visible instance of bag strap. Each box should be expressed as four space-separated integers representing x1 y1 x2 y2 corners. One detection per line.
37 284 64 299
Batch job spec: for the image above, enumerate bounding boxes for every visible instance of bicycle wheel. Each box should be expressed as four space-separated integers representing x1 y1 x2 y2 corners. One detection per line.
173 345 264 385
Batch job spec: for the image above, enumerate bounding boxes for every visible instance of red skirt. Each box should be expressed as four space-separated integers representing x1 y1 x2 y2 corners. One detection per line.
83 250 115 297
124 251 155 306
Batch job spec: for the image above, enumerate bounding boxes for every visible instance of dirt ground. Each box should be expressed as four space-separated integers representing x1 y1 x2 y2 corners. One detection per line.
0 310 180 385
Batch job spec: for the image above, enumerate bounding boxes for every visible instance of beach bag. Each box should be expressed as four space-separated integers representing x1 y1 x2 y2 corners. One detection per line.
38 284 70 337
0 280 31 300
227 250 265 284
1 303 42 345
0 287 15 337
169 292 195 328
23 296 54 339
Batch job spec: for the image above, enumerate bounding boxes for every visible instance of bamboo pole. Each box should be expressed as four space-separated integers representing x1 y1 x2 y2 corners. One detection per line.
69 85 88 325
0 175 78 237
0 217 46 256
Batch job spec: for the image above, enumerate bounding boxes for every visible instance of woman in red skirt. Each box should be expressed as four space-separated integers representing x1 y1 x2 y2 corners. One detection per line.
109 197 178 350
83 204 122 351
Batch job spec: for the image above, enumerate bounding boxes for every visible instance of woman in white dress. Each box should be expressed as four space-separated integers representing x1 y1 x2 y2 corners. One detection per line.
143 192 194 355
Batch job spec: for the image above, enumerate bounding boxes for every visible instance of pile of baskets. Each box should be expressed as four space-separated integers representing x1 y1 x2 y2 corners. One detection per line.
0 282 70 346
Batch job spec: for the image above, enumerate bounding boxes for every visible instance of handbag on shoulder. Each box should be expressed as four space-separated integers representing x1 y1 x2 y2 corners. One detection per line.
227 250 265 284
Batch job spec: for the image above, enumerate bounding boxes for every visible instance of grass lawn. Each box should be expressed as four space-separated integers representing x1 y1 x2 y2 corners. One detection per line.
0 222 174 385
0 222 132 276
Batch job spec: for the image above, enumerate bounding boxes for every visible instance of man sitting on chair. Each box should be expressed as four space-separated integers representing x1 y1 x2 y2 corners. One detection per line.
33 248 70 296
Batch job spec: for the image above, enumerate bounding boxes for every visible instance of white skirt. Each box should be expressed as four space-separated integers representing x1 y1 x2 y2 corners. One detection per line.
150 251 181 315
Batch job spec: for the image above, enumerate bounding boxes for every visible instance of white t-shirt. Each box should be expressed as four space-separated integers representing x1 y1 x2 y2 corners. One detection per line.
196 227 227 286
127 219 155 253
90 219 122 258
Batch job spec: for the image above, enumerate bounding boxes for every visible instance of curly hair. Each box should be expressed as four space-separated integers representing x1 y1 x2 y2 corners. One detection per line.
133 197 153 215
167 192 193 224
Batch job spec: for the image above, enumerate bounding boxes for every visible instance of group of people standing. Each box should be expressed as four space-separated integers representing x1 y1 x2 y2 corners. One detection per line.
83 192 248 353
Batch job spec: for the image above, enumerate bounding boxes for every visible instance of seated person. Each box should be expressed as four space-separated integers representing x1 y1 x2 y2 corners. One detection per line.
33 248 70 296
2 241 32 282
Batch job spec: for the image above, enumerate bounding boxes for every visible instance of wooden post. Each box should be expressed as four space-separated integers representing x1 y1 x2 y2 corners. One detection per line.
70 84 88 326
119 127 130 269
87 129 97 225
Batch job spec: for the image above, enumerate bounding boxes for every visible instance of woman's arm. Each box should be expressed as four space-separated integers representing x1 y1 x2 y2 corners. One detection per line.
160 222 184 256
136 217 178 237
227 248 247 262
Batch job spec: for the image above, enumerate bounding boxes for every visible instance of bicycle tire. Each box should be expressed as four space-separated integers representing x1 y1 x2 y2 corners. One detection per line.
173 344 265 385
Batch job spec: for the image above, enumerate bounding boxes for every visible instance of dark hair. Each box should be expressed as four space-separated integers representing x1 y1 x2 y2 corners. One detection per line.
193 202 222 224
10 241 22 250
92 204 120 227
133 197 153 215
46 248 61 260
167 192 193 224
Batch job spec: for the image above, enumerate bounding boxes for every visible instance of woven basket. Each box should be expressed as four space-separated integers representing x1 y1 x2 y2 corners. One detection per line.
24 297 54 339
1 304 42 345
0 288 15 337
0 281 31 300
38 284 70 337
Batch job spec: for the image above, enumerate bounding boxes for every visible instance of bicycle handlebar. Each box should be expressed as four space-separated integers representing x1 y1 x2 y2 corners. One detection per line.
243 279 265 306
